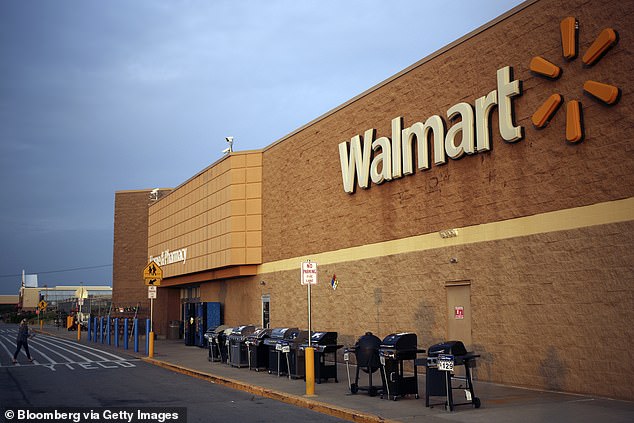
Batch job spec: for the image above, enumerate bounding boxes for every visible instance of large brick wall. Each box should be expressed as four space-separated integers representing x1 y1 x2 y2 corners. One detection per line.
113 190 151 309
147 152 263 278
262 0 634 262
113 190 173 325
257 220 634 399
256 0 634 400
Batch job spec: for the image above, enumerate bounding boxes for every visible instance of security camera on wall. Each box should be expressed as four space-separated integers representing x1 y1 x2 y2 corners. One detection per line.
223 136 234 154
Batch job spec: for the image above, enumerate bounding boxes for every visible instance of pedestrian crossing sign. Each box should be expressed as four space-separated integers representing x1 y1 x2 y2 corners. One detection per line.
143 262 163 286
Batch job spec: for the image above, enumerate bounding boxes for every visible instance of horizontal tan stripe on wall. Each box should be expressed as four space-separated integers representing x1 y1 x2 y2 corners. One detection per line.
257 197 634 273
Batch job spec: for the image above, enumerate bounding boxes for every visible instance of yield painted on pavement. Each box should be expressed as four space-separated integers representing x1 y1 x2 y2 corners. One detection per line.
0 328 139 371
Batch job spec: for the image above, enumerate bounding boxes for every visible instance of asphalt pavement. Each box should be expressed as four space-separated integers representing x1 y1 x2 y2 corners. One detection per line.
33 324 634 423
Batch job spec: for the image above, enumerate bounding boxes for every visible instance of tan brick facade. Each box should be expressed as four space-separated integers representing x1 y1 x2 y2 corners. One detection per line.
257 0 634 400
262 0 633 262
147 151 263 278
113 190 154 310
113 189 178 335
112 0 634 400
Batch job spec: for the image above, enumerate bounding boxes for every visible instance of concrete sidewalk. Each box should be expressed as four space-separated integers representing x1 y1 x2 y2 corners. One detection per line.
38 325 634 423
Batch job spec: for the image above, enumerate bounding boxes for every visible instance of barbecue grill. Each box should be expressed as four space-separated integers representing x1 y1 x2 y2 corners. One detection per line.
300 331 342 383
280 329 309 380
205 325 232 363
263 327 298 376
345 332 384 397
221 327 235 364
245 328 271 371
423 340 481 411
228 325 256 368
378 332 425 400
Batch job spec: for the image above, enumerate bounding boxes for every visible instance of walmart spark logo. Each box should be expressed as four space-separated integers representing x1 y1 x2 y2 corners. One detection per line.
530 17 620 142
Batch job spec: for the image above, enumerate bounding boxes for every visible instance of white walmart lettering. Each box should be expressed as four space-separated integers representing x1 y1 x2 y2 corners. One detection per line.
338 66 522 193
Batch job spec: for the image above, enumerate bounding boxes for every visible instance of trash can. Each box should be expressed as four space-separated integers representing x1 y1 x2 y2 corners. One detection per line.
168 320 180 340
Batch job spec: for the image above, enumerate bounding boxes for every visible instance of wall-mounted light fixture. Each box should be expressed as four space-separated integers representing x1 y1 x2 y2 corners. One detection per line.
439 229 459 239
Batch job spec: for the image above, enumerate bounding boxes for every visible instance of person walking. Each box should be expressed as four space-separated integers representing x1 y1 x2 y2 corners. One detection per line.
12 318 34 364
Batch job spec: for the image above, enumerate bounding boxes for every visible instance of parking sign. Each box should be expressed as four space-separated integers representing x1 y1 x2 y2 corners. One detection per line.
301 261 318 285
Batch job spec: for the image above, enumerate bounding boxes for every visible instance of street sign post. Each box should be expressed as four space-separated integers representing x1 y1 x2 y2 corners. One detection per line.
143 262 162 358
75 287 88 299
301 260 317 396
75 287 87 339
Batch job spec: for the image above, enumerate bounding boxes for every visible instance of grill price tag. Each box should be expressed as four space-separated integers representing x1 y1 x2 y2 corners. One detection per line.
437 354 454 372
380 355 386 366
276 343 282 351
343 352 350 362
282 345 290 353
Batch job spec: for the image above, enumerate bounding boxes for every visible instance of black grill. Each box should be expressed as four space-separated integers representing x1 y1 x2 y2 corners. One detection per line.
378 332 425 400
263 327 298 376
205 325 232 363
300 331 343 383
423 340 481 411
280 329 309 379
227 325 256 368
345 332 383 397
245 328 271 371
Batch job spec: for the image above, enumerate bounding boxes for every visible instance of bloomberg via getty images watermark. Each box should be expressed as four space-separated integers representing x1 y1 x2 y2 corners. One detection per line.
2 407 186 423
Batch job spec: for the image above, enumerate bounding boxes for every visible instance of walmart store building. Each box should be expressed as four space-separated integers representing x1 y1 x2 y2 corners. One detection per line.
113 0 634 400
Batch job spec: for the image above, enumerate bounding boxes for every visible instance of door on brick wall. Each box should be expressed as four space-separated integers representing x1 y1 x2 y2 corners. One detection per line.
446 281 472 346
446 281 472 378
261 295 270 329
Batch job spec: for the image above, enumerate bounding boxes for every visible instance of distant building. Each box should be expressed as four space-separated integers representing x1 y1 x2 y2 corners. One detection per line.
0 295 19 306
18 285 112 314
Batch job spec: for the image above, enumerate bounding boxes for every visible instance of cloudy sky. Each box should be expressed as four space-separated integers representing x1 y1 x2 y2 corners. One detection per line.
0 0 524 294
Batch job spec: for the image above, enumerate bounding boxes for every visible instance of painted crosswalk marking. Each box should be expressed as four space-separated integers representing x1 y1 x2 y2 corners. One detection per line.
0 331 139 371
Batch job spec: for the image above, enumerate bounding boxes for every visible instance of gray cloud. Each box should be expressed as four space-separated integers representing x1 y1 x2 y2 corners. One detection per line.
0 0 524 293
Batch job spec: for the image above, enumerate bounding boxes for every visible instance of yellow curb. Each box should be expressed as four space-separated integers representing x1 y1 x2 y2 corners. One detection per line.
143 357 399 423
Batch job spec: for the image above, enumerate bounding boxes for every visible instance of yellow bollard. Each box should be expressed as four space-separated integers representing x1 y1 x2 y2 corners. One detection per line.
305 347 315 396
40 320 43 330
77 322 81 341
149 331 154 358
